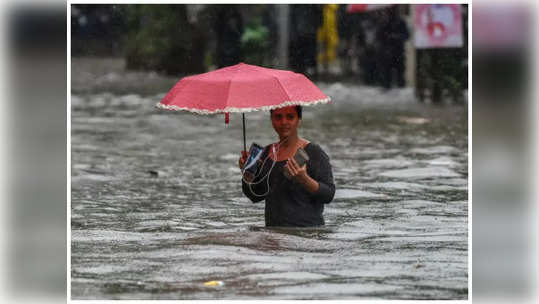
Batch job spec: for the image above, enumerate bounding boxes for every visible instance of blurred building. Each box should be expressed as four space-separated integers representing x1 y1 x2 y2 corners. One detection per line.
70 3 468 101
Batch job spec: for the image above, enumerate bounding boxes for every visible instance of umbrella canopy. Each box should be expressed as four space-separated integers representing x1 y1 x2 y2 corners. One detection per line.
157 63 330 114
346 4 393 14
156 63 331 151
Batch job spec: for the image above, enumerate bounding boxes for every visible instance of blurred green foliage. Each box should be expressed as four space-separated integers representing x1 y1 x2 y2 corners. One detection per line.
241 17 270 66
122 5 206 75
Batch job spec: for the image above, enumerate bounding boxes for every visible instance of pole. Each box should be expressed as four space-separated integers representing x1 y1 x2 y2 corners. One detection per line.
277 4 290 68
242 113 246 151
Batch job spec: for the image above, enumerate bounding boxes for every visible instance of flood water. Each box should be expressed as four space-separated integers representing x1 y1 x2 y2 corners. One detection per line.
71 58 468 299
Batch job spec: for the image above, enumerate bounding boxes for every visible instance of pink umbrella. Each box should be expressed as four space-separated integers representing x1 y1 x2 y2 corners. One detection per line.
347 4 393 14
157 63 331 150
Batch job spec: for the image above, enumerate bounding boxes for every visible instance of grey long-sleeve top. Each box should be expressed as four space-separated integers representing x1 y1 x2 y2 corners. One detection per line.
242 143 335 227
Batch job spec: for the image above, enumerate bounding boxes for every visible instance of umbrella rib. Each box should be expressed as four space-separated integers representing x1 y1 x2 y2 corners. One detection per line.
251 64 293 102
224 65 242 110
225 78 233 111
272 75 293 102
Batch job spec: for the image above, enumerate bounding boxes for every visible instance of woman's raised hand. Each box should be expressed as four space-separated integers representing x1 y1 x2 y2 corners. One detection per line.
285 157 307 181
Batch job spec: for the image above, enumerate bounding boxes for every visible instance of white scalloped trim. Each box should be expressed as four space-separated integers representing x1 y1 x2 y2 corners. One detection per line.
155 97 332 114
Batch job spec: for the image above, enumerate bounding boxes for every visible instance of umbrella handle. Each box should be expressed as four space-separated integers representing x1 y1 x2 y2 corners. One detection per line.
242 114 246 152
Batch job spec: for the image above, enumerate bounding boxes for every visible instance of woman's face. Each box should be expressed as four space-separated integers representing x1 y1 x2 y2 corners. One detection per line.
271 106 301 139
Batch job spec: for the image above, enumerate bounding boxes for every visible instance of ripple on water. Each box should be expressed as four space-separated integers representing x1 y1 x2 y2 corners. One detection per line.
423 156 459 167
72 174 116 183
74 265 134 275
71 230 182 243
134 220 179 232
333 189 387 200
437 178 468 186
272 282 405 297
379 167 460 179
410 146 457 155
362 157 415 168
242 271 330 281
361 182 427 190
219 153 240 161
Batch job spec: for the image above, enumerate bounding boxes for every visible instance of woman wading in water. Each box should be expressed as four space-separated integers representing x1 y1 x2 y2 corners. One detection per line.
239 105 335 227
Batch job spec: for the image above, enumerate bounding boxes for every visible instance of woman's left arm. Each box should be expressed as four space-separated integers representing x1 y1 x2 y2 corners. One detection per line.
286 158 319 193
285 150 336 204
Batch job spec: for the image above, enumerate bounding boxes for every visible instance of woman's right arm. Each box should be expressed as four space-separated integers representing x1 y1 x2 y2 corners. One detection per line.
239 150 267 203
242 179 267 203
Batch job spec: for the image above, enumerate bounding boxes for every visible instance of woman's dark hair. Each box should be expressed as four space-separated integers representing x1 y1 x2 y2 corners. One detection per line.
270 105 302 119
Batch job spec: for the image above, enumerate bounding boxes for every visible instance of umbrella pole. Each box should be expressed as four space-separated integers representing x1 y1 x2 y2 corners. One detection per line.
242 113 246 151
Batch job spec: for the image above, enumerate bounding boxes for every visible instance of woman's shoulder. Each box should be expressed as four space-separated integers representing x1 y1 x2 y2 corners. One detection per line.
304 141 317 151
304 142 329 158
